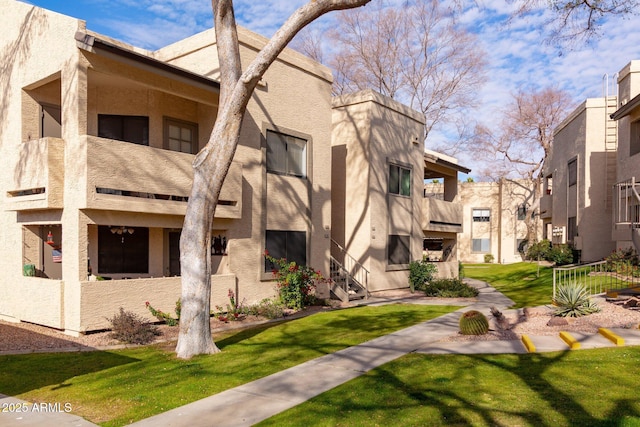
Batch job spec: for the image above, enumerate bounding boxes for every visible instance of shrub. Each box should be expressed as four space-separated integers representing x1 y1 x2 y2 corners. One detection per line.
458 261 465 279
145 300 180 326
484 254 494 263
264 252 326 310
423 278 479 298
605 247 640 277
459 310 489 335
553 282 601 317
408 258 438 292
107 308 160 344
526 239 552 261
548 244 577 265
247 298 285 319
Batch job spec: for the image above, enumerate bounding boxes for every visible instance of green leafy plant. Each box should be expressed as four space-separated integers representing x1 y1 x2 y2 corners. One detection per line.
247 298 286 319
526 239 552 261
145 299 180 326
458 310 489 335
408 258 438 292
548 244 577 265
484 253 494 263
214 289 246 322
264 251 327 310
423 278 479 298
107 308 160 344
553 282 601 317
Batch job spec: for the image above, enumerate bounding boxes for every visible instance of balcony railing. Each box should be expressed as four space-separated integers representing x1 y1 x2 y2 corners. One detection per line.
612 177 640 244
422 197 463 233
7 136 242 218
5 137 64 211
539 193 552 219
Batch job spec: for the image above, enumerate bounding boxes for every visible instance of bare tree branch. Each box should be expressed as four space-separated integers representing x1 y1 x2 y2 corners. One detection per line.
177 0 371 359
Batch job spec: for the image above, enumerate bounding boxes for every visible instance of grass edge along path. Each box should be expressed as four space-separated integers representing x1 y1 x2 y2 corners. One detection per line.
0 304 460 427
464 262 553 308
258 348 640 427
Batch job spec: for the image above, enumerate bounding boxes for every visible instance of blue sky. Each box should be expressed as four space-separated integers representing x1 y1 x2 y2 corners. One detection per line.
21 0 640 173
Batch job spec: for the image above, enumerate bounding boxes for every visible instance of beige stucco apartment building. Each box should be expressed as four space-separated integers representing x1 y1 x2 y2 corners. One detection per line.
538 60 640 261
1 1 471 333
331 90 470 290
457 179 540 264
539 97 617 262
611 60 640 252
0 0 332 334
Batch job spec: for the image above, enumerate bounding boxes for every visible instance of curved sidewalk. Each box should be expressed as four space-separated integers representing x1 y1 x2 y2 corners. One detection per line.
2 280 639 427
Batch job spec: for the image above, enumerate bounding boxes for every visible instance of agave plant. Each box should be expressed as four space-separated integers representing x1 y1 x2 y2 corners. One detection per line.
553 282 601 317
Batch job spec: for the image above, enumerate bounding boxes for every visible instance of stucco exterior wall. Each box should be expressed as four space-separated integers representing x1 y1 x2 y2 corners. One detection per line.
617 62 640 184
550 98 615 261
332 90 424 291
0 1 83 324
459 180 539 264
1 2 332 333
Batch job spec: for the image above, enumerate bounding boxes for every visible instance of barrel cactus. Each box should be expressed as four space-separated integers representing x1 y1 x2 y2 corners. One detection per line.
459 310 489 335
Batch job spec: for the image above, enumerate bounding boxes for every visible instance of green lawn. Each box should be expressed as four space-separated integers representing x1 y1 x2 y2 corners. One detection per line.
463 262 554 308
0 304 458 427
258 348 640 427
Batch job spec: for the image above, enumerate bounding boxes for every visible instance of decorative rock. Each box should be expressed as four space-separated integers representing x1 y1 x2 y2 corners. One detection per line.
547 316 569 327
624 297 639 308
524 306 555 318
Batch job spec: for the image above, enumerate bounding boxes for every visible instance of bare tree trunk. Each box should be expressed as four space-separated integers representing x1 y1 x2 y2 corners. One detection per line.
175 0 372 359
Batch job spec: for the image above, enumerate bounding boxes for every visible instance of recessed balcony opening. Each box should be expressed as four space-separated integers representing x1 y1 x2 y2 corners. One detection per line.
22 224 63 280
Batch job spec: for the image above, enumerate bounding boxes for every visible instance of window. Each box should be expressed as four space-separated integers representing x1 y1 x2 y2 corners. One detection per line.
517 205 527 221
472 238 490 253
98 226 149 273
631 120 640 156
423 238 443 251
98 115 149 146
389 164 411 196
472 209 490 222
265 230 306 271
388 235 410 265
266 130 307 178
165 118 198 154
516 239 527 254
568 158 577 187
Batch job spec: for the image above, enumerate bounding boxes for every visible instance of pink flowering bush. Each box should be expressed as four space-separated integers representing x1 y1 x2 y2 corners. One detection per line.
264 250 327 310
214 289 246 322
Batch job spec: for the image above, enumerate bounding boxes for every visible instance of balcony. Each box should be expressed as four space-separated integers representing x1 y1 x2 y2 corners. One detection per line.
5 138 65 211
422 197 463 233
7 136 243 219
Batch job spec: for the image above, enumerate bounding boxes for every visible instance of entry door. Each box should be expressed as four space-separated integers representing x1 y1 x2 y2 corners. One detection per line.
169 232 181 276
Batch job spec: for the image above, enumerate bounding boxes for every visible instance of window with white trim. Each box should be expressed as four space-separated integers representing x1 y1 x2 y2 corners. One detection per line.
472 209 490 222
472 238 490 253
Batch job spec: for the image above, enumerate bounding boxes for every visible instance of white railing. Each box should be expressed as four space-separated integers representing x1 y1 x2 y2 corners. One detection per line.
553 260 640 299
330 239 369 299
614 178 640 227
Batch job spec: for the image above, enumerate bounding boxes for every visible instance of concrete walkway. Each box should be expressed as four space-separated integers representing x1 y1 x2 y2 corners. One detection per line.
2 279 640 427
